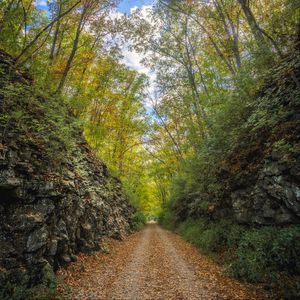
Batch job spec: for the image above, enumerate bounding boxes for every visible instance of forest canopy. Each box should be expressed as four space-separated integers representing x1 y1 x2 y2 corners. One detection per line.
0 0 299 217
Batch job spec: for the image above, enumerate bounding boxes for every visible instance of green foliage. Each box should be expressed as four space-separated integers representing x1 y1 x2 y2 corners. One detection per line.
158 210 176 230
0 283 58 300
229 226 300 282
274 139 295 154
270 227 300 274
170 218 300 283
177 218 230 253
225 223 247 248
228 227 277 282
132 211 147 230
0 77 79 165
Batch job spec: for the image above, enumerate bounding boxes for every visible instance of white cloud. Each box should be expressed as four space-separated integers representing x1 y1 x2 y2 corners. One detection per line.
122 5 157 103
121 48 156 107
130 6 139 14
130 5 153 19
109 9 124 21
35 0 47 6
122 49 147 73
107 5 158 107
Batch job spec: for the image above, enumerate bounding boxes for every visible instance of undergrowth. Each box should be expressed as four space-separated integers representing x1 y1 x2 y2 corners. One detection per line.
159 215 300 296
0 70 81 165
132 210 147 230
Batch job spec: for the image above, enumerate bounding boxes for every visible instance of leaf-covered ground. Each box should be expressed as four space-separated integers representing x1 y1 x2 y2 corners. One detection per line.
57 223 268 299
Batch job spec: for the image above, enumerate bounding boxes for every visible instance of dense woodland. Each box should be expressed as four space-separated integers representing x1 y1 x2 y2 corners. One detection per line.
0 0 300 298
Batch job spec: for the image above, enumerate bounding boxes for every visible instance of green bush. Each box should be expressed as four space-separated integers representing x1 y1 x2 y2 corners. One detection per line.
227 227 275 282
178 218 206 242
0 284 58 300
132 211 147 230
158 210 176 230
269 226 300 274
172 217 300 284
197 226 225 252
225 223 246 248
177 218 226 253
227 226 300 282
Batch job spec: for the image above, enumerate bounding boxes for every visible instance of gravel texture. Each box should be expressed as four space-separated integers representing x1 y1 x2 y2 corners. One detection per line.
58 223 267 299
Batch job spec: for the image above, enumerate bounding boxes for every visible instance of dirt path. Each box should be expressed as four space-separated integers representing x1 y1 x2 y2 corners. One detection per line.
58 223 267 299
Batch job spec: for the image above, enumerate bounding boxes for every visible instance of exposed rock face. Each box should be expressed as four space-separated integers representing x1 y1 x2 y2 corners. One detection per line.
230 154 300 224
217 47 300 225
0 51 134 294
175 47 300 226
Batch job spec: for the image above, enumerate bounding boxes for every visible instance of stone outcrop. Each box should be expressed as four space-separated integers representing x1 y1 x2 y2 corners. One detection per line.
228 149 300 224
175 45 300 226
0 51 134 295
216 46 300 225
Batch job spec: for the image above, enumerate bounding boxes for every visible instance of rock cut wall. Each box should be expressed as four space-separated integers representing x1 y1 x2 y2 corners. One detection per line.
0 51 134 294
172 44 300 226
217 46 300 225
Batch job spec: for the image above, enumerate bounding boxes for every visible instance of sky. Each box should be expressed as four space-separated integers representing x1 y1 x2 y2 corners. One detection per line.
35 0 156 101
118 0 154 14
35 1 154 75
116 1 157 102
36 0 154 12
117 1 155 74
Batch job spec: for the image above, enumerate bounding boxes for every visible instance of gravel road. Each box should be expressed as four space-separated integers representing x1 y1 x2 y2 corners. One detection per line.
59 223 267 299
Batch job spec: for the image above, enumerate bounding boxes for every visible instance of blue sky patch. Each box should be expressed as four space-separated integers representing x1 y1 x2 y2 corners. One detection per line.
118 0 154 13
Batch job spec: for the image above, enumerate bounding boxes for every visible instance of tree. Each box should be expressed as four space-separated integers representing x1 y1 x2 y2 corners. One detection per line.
56 0 116 92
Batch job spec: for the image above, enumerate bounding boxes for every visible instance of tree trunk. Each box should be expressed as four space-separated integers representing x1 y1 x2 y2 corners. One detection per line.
56 7 86 93
214 0 241 69
15 0 81 63
50 1 62 60
237 0 269 53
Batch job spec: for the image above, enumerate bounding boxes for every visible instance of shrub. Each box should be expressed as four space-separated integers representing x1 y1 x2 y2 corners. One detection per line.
177 218 227 253
199 226 228 252
227 226 300 282
158 210 176 230
0 284 58 300
225 223 246 248
132 211 147 230
173 217 300 284
269 226 300 274
227 227 275 282
178 218 206 242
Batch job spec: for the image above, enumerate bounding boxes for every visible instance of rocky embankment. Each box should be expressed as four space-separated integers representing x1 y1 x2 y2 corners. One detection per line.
218 46 300 225
0 51 134 296
175 43 300 226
